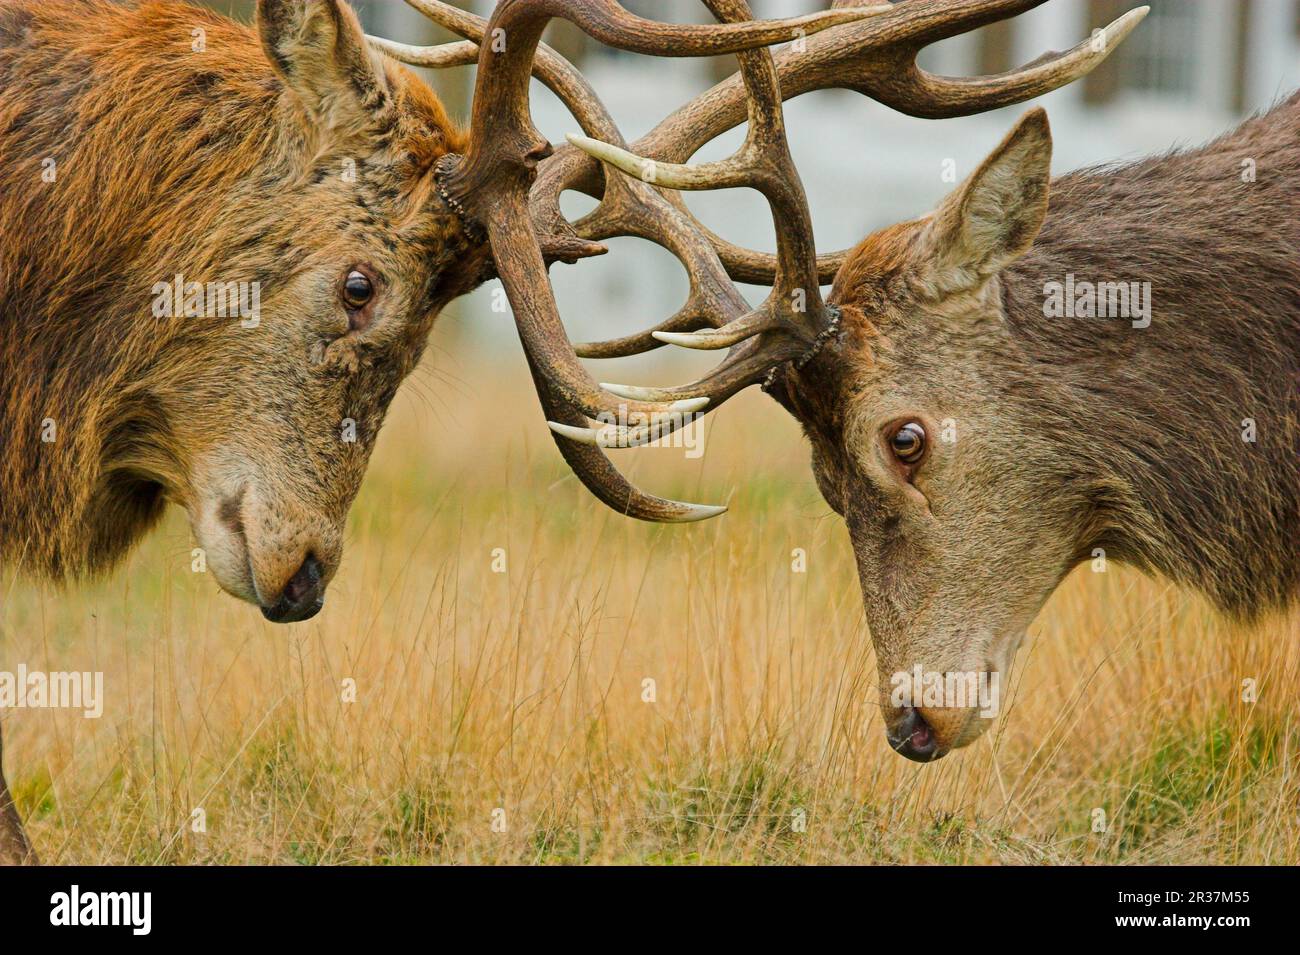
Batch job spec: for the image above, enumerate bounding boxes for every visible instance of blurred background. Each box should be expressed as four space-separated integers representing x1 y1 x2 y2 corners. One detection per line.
197 0 1300 377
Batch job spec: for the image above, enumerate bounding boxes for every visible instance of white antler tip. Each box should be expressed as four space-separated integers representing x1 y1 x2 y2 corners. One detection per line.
565 133 653 179
600 382 657 401
652 330 719 349
669 397 710 413
566 132 618 158
669 503 728 523
547 421 598 445
1108 7 1150 39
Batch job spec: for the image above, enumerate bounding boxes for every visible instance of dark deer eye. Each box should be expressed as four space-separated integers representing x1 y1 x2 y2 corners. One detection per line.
342 270 373 310
890 422 926 464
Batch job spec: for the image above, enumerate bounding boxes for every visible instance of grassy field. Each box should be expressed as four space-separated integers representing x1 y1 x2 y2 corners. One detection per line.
2 338 1297 865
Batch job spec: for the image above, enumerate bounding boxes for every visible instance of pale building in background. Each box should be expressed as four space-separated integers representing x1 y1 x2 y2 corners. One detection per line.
205 1 1300 378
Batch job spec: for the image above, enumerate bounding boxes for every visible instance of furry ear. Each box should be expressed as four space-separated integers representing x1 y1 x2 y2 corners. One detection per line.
915 107 1053 296
257 0 391 137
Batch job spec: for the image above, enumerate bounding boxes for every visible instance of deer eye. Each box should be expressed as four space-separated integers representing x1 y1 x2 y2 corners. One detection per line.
890 422 926 464
342 270 373 310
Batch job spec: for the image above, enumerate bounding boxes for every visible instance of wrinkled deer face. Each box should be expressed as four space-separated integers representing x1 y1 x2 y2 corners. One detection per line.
778 109 1075 760
164 0 483 622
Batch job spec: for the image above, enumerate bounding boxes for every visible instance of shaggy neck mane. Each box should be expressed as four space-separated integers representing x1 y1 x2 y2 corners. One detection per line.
0 0 461 580
1002 93 1300 618
0 2 289 578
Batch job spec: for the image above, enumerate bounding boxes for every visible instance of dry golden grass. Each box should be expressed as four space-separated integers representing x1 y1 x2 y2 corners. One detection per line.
2 339 1297 865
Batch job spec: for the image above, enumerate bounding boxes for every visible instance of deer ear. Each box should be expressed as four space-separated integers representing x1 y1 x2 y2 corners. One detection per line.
915 108 1052 296
257 0 390 136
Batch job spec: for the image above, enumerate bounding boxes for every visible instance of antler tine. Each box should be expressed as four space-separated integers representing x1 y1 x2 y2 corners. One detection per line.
553 343 812 448
366 37 479 70
528 353 726 521
572 308 712 360
544 0 1148 291
885 6 1151 118
401 0 486 36
556 337 805 448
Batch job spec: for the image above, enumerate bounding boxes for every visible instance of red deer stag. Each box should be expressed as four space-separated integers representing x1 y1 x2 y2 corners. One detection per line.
0 0 1144 863
531 8 1299 761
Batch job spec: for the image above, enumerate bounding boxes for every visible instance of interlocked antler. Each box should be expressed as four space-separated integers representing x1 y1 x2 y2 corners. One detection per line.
374 0 1147 521
373 0 888 521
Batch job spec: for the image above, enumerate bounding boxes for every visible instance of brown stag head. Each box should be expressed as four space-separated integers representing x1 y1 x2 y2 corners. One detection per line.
0 0 495 619
163 0 484 621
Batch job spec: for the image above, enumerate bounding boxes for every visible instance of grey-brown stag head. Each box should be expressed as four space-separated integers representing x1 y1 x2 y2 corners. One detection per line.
778 110 1061 760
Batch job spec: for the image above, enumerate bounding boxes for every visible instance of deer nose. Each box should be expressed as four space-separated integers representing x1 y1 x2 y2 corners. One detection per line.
261 554 324 624
887 706 940 763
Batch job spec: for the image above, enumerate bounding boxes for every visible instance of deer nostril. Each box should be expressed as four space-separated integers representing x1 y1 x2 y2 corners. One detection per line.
261 554 324 624
283 555 321 604
887 706 940 763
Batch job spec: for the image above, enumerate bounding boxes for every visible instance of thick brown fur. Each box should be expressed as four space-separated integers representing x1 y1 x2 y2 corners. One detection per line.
777 99 1300 757
0 0 489 862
